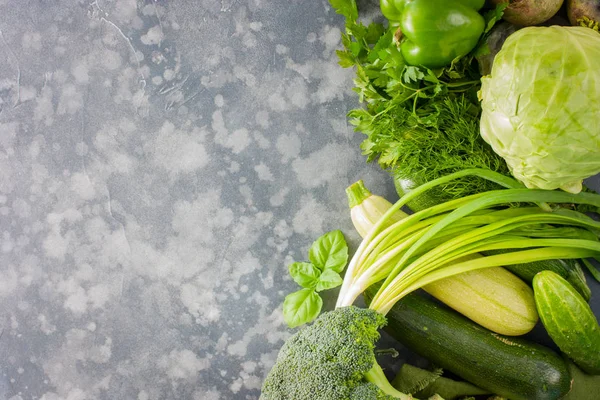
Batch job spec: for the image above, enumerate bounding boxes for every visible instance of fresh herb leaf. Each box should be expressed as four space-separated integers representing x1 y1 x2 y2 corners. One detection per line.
283 288 322 328
336 49 356 68
329 0 358 23
403 66 425 83
368 30 394 63
349 41 362 58
282 230 349 326
308 230 349 273
289 262 321 289
315 269 344 292
483 3 508 34
357 95 509 204
365 23 386 45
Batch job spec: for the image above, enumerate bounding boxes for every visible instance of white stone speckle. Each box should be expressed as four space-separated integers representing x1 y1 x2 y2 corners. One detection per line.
276 133 301 163
71 60 89 84
141 25 164 45
275 44 288 54
152 121 209 176
255 110 269 128
292 143 355 188
159 349 210 381
292 194 327 235
70 173 96 200
254 163 274 181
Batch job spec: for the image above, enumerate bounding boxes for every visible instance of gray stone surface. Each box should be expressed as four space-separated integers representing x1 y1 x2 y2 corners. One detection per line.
0 1 598 399
0 1 398 399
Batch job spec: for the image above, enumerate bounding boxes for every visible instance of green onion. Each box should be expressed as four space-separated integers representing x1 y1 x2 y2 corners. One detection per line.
336 169 600 315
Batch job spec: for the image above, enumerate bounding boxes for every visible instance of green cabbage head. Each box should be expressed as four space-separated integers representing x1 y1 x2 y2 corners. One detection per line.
479 26 600 193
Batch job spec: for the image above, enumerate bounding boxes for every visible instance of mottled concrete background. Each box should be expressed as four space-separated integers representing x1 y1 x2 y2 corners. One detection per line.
0 0 400 399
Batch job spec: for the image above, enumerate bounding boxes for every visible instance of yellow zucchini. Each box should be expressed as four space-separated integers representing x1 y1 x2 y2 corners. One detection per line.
347 180 538 335
424 255 538 336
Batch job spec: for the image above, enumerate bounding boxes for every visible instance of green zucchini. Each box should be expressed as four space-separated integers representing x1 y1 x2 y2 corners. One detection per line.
533 270 600 375
365 288 572 400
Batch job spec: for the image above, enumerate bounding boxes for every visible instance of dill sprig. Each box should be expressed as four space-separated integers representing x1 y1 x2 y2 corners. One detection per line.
352 95 510 207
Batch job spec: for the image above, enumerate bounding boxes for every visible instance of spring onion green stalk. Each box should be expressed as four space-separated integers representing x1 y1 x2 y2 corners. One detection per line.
346 180 539 335
336 169 600 316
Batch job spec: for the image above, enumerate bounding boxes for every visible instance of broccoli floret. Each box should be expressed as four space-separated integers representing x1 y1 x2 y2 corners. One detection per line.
260 306 410 400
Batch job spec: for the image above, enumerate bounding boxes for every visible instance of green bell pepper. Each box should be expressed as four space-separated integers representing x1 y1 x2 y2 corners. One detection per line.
380 0 486 69
380 0 407 21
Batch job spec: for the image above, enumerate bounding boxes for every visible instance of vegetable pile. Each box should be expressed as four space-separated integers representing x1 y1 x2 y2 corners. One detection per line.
260 1 600 399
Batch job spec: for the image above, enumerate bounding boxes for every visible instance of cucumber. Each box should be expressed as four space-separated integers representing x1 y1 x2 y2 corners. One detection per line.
365 288 572 400
533 270 600 375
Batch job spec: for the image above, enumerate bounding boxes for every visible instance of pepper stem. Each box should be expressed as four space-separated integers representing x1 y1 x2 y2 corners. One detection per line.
393 26 403 45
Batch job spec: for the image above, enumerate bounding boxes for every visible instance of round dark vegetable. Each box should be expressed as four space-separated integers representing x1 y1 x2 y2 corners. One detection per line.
567 0 600 27
490 0 564 26
476 22 518 75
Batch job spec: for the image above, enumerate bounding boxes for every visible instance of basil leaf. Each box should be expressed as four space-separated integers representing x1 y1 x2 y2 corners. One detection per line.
315 269 343 292
283 288 323 328
308 230 349 273
288 262 320 289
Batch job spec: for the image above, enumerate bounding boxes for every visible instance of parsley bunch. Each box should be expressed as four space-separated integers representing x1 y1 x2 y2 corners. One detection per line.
331 0 510 207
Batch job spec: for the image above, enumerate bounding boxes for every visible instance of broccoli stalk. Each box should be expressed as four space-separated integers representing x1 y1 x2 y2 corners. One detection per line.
261 169 600 399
